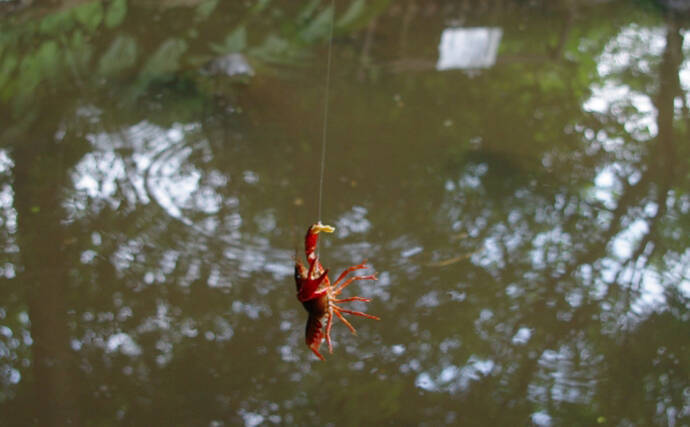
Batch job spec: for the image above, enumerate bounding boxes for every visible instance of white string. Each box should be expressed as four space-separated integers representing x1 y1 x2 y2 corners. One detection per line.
317 0 335 222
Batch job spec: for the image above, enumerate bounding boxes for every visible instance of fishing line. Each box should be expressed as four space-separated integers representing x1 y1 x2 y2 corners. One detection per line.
317 0 335 222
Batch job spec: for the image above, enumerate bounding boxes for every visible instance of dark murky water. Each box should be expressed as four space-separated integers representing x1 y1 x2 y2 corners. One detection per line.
1 0 689 425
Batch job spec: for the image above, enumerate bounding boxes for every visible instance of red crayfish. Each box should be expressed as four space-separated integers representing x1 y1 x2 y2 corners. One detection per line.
294 222 379 360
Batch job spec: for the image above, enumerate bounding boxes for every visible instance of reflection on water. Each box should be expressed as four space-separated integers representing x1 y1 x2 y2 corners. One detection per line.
1 0 690 425
437 27 503 70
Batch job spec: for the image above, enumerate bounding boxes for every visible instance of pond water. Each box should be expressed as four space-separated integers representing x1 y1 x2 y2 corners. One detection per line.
1 0 690 425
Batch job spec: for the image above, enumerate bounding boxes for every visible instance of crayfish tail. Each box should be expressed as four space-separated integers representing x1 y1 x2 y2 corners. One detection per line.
305 314 325 361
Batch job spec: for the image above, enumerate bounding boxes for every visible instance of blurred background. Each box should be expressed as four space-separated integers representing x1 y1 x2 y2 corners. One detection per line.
1 0 689 425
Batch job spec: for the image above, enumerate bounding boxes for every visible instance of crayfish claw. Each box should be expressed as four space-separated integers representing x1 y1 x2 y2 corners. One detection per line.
311 223 335 234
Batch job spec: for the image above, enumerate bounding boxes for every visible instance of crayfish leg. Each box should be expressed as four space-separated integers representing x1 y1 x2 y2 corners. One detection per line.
333 274 377 296
334 296 371 303
333 308 358 335
338 307 381 321
310 345 325 361
331 262 368 288
325 308 334 354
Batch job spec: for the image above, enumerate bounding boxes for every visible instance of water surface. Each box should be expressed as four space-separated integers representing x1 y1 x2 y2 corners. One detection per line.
1 0 689 425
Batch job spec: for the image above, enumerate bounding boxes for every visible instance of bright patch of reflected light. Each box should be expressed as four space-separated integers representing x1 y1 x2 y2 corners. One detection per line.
584 25 665 139
512 327 532 345
0 150 12 174
391 344 406 355
632 270 666 313
401 246 423 258
595 25 666 76
592 166 619 209
531 411 553 427
73 121 222 225
238 409 264 427
534 346 600 405
681 31 690 106
106 332 142 356
437 27 502 70
0 151 16 214
72 121 296 280
335 205 371 238
415 356 494 393
0 150 17 259
584 83 657 138
611 218 648 260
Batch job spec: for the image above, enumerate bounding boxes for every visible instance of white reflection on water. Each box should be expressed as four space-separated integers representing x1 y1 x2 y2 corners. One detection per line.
71 120 296 285
531 411 552 427
530 228 573 270
579 24 690 312
212 317 234 342
682 30 690 104
280 344 298 362
0 149 17 249
437 27 502 70
511 327 532 345
589 173 689 312
415 356 494 393
611 218 649 259
592 167 618 209
106 332 142 356
585 82 657 138
584 26 665 139
238 409 264 427
74 121 221 224
415 290 440 309
401 246 423 258
532 344 602 406
335 205 371 238
0 150 12 174
595 25 666 76
391 344 405 355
